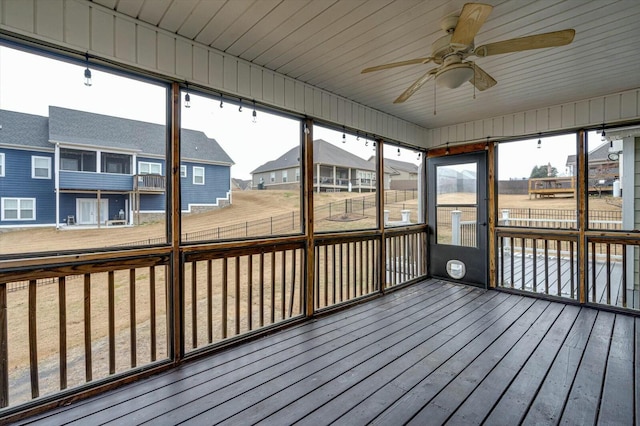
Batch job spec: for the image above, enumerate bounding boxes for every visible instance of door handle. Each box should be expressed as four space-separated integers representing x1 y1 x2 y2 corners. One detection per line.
480 222 487 226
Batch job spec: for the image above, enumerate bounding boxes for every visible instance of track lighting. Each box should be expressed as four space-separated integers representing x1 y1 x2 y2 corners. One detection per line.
83 52 92 87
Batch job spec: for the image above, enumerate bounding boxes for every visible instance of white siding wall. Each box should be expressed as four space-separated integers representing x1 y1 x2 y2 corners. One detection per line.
0 0 428 147
428 89 640 147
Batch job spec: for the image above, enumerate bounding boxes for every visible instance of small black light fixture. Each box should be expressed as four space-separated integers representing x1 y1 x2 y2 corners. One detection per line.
537 133 541 149
184 83 191 108
252 100 257 123
397 148 401 156
445 142 450 155
417 152 421 160
601 124 607 141
220 95 224 108
238 99 243 112
342 126 346 143
83 52 92 87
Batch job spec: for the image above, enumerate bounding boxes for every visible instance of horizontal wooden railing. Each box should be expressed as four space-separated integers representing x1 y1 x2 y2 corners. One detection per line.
496 228 578 301
0 249 171 408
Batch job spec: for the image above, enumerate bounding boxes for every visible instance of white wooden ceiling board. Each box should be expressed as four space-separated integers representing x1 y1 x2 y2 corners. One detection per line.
35 0 63 40
2 0 33 32
175 39 192 78
64 0 90 49
271 0 396 76
237 0 337 63
192 45 208 84
250 66 262 99
115 17 136 62
194 0 254 46
91 8 114 56
621 92 638 119
258 1 366 70
224 0 311 58
157 32 176 74
137 0 172 27
136 25 157 69
92 0 117 8
114 0 144 18
286 0 426 80
210 0 282 52
176 1 225 40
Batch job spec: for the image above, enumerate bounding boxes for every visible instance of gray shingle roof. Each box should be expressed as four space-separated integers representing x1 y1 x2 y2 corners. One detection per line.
0 109 50 150
566 142 612 166
48 106 233 164
251 139 375 174
378 157 419 174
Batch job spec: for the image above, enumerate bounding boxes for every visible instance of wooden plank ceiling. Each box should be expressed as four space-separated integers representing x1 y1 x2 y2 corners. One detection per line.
91 0 640 130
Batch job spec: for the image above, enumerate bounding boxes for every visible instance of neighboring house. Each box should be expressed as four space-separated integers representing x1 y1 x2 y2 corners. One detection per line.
370 157 420 190
566 141 619 185
0 106 233 228
232 178 252 191
251 139 381 193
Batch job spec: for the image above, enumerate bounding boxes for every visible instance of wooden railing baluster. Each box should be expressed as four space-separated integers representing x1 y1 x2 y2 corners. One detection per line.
259 253 264 328
84 274 92 382
270 251 276 324
28 280 39 399
0 282 7 408
207 260 213 344
150 267 156 362
222 258 228 339
191 263 197 348
280 252 286 320
236 256 241 335
108 271 115 374
247 256 253 331
58 277 67 390
130 269 137 368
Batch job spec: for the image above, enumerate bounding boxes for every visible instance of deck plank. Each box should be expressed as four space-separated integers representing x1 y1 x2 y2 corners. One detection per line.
559 311 615 424
443 303 574 425
247 291 512 425
597 314 635 424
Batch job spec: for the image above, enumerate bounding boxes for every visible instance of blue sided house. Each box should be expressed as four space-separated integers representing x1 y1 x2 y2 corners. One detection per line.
0 106 234 228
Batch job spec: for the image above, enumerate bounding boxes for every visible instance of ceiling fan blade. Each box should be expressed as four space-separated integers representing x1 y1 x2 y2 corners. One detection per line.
393 69 436 103
361 57 432 74
474 29 575 57
450 3 493 47
469 63 496 91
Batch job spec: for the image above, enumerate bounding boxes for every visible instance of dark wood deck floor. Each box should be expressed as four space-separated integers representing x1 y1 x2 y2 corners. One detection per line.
17 279 640 425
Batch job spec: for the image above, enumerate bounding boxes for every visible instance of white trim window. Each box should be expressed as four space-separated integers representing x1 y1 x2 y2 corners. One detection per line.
0 153 4 177
32 156 51 179
193 166 205 185
295 167 300 182
138 161 162 175
282 170 288 183
270 172 276 183
180 165 187 178
1 198 35 220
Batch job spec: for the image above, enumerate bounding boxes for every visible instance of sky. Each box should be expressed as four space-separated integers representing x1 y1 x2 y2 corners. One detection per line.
0 45 603 180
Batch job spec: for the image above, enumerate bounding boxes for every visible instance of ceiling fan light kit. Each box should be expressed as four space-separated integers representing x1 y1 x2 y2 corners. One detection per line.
362 2 575 103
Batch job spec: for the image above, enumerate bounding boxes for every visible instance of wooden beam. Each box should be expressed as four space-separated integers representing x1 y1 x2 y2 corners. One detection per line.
170 82 183 363
487 142 496 287
577 130 587 303
304 118 315 317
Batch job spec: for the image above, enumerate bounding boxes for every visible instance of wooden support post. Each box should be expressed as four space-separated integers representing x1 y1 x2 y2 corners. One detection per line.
577 130 587 303
169 82 183 363
304 118 315 317
487 142 497 288
376 138 386 293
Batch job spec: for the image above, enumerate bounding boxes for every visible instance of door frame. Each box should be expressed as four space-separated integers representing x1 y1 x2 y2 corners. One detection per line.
427 150 489 288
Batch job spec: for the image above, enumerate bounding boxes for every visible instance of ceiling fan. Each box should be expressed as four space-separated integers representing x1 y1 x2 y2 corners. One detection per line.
361 3 575 104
